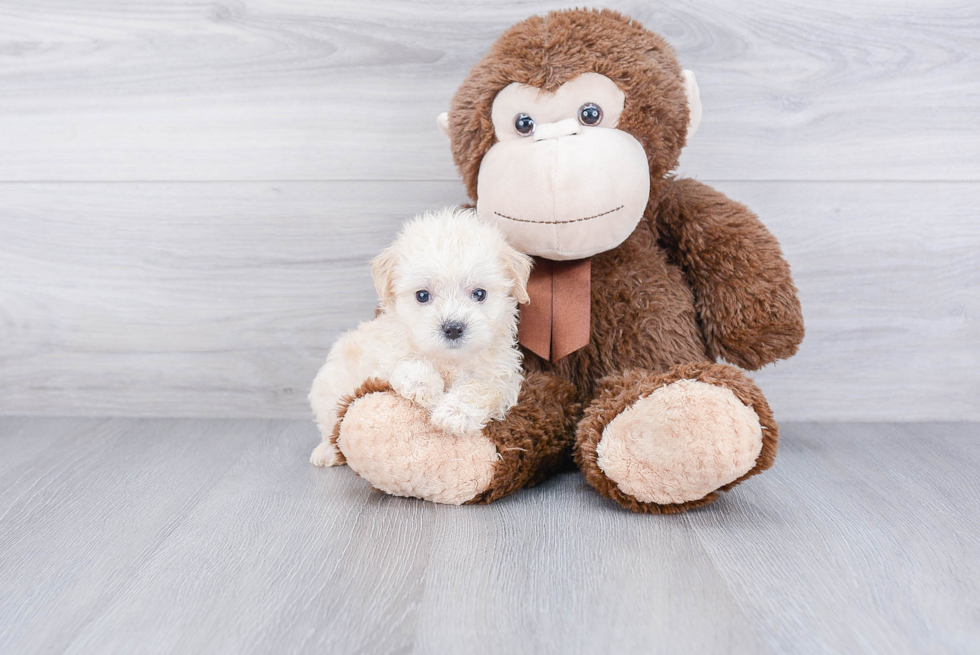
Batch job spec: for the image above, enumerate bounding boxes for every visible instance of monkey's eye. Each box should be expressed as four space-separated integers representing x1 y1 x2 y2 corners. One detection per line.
514 114 535 136
578 103 603 126
415 290 431 303
471 289 487 302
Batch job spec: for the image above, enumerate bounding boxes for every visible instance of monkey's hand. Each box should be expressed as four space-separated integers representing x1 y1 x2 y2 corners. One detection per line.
388 360 445 409
656 178 805 370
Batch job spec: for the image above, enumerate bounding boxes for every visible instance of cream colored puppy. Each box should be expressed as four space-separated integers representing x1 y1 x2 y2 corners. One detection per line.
309 207 533 467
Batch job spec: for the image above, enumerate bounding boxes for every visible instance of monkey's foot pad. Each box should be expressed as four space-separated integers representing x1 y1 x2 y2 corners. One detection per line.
339 391 498 505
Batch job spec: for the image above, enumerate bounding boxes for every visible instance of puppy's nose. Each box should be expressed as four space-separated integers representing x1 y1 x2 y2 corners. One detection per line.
441 321 466 341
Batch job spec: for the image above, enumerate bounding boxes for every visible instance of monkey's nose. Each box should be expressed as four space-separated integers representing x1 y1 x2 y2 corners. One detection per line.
533 118 581 141
441 321 466 341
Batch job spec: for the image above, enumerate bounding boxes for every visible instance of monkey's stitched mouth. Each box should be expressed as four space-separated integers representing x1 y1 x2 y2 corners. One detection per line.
494 205 624 225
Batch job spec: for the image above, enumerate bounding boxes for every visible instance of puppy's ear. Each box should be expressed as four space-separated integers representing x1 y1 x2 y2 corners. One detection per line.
503 245 533 305
370 246 398 308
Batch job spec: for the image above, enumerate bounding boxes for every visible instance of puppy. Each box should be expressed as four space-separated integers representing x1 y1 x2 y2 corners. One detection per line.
309 207 533 467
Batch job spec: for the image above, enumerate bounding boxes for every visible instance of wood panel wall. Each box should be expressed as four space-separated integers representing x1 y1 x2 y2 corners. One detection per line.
1 1 977 420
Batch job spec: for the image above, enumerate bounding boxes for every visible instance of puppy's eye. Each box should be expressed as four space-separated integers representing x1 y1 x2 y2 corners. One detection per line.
415 290 430 303
578 103 603 126
471 289 487 302
514 113 535 136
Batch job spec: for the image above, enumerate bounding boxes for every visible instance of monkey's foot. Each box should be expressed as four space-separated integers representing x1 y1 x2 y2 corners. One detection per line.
338 387 498 505
575 364 778 513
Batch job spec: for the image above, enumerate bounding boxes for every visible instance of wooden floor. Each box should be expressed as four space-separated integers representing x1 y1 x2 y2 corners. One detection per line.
1 419 977 654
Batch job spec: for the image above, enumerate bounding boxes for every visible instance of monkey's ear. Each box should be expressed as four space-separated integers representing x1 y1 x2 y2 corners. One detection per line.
503 246 533 305
370 247 398 308
436 112 450 138
682 70 702 140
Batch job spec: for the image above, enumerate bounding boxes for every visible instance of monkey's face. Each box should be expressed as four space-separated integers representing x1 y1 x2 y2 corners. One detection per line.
475 73 651 261
443 10 703 261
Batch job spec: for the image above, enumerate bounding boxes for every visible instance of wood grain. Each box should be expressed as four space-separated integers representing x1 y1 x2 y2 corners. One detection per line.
720 180 980 421
0 1 976 420
690 422 980 654
1 180 976 420
0 181 464 417
0 418 272 654
0 419 977 654
0 1 976 181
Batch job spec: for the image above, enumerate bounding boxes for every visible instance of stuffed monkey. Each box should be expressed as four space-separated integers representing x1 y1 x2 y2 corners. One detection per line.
326 9 804 512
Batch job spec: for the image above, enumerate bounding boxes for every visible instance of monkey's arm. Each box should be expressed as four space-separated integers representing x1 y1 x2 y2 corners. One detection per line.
655 178 804 370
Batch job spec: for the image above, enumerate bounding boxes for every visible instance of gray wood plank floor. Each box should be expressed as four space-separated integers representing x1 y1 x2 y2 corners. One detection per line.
1 419 977 654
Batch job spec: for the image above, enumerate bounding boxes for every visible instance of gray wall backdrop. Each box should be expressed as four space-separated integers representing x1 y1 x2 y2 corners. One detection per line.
0 1 977 420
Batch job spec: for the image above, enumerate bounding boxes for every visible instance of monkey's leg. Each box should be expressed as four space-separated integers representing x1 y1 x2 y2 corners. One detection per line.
574 363 778 513
334 373 579 505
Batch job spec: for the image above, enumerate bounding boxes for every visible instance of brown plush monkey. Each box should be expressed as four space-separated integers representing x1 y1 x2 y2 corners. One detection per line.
331 8 804 512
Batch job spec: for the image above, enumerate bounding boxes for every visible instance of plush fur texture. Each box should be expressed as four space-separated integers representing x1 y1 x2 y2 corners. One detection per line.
332 9 803 511
448 9 690 206
335 373 580 505
309 208 532 467
657 179 805 369
595 379 763 505
575 364 779 513
466 371 581 504
337 382 499 505
475 71 652 260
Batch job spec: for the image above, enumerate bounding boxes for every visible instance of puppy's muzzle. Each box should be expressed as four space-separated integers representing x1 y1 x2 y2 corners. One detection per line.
441 321 466 342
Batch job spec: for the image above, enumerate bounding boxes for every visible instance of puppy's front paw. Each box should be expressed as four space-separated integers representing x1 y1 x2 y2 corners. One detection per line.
431 395 490 437
310 441 343 467
389 360 445 409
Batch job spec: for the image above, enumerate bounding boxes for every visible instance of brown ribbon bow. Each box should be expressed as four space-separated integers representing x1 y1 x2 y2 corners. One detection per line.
517 257 592 362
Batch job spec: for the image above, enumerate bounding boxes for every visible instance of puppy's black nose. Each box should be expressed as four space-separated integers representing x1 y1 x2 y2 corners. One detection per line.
441 321 466 341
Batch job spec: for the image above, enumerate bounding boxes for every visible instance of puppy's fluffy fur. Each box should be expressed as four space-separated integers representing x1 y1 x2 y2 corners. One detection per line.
309 207 533 467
